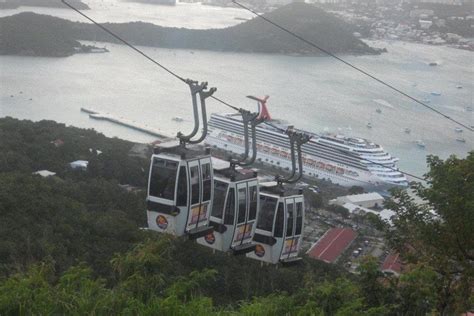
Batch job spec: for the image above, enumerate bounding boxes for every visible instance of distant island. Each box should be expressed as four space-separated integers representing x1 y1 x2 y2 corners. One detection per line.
125 0 177 6
0 0 89 10
0 13 105 57
0 4 383 57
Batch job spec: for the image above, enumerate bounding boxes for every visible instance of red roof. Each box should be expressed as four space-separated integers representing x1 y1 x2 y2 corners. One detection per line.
381 252 403 275
307 228 357 263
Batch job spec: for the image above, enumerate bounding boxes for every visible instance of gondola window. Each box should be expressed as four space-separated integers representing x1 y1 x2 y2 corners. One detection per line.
257 196 277 232
202 163 212 201
176 166 188 206
237 187 246 223
190 166 200 204
211 181 228 219
248 186 257 220
286 203 294 236
295 202 303 235
224 188 235 225
274 203 284 237
149 158 178 200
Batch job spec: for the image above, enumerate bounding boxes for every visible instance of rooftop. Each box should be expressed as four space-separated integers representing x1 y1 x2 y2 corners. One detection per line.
306 227 357 263
381 252 403 276
343 192 384 203
32 170 56 177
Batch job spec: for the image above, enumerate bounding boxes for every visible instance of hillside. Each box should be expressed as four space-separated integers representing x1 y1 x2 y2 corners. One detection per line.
0 117 471 314
77 3 380 55
0 13 102 57
0 4 381 57
0 0 89 10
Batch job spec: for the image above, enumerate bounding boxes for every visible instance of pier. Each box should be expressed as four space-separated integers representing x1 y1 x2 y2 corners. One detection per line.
80 107 172 139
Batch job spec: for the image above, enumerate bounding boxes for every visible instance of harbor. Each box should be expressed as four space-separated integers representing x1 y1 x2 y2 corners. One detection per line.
80 107 172 140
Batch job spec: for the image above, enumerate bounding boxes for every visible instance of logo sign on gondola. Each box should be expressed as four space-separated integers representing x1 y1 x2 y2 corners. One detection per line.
255 244 265 257
189 204 208 225
156 215 168 230
282 237 299 255
234 223 252 242
204 233 215 245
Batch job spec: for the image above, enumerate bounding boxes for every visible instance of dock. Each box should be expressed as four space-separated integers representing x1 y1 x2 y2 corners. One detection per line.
80 107 172 139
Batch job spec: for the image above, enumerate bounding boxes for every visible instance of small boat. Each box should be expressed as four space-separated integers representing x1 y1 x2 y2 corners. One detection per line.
172 116 184 122
456 138 466 143
430 92 441 96
376 108 382 114
429 62 438 66
366 123 373 129
456 85 463 89
454 127 463 133
416 140 426 148
404 128 411 134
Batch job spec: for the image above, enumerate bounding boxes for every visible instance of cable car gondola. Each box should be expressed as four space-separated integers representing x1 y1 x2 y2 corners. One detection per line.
147 80 217 239
247 128 311 264
197 101 265 255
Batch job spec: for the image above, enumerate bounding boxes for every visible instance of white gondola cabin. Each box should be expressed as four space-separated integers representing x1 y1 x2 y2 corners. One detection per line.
147 143 214 239
197 158 259 255
147 80 217 239
247 183 304 264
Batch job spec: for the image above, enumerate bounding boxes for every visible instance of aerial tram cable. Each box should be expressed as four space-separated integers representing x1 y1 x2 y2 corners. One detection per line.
231 0 473 133
247 127 311 265
62 1 415 256
61 0 240 112
197 99 266 255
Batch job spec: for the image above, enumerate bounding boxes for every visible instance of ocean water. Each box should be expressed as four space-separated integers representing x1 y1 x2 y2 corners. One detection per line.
0 0 253 29
0 4 472 178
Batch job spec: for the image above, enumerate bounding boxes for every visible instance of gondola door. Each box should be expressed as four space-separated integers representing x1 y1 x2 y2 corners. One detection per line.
231 183 250 247
231 181 258 248
186 159 213 233
280 197 304 262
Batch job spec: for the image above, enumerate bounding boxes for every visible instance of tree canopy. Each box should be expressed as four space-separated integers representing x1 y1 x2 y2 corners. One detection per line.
0 118 472 314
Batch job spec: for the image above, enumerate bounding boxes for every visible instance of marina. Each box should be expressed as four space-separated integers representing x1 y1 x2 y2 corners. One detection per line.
80 107 171 139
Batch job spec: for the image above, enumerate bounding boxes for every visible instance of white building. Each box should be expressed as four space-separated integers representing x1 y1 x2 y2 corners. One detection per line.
419 19 433 29
330 192 385 209
70 160 89 170
33 170 56 177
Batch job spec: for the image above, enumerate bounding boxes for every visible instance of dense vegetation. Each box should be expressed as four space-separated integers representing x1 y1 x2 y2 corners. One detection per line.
0 4 381 57
0 118 472 314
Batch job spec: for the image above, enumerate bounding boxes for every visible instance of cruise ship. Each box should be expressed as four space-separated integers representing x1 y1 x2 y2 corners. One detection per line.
205 100 408 190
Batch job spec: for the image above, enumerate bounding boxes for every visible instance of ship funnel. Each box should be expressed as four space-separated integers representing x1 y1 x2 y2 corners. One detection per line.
247 95 271 121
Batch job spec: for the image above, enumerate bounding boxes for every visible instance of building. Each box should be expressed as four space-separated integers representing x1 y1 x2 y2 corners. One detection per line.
32 170 56 177
69 160 89 170
330 192 385 209
419 19 433 29
306 227 357 263
381 251 403 276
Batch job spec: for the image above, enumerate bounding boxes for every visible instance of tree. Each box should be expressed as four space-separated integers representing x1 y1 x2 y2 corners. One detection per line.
348 186 365 195
385 152 474 314
326 204 350 218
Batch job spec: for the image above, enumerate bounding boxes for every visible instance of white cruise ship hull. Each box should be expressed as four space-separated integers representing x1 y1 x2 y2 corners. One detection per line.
205 113 407 190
